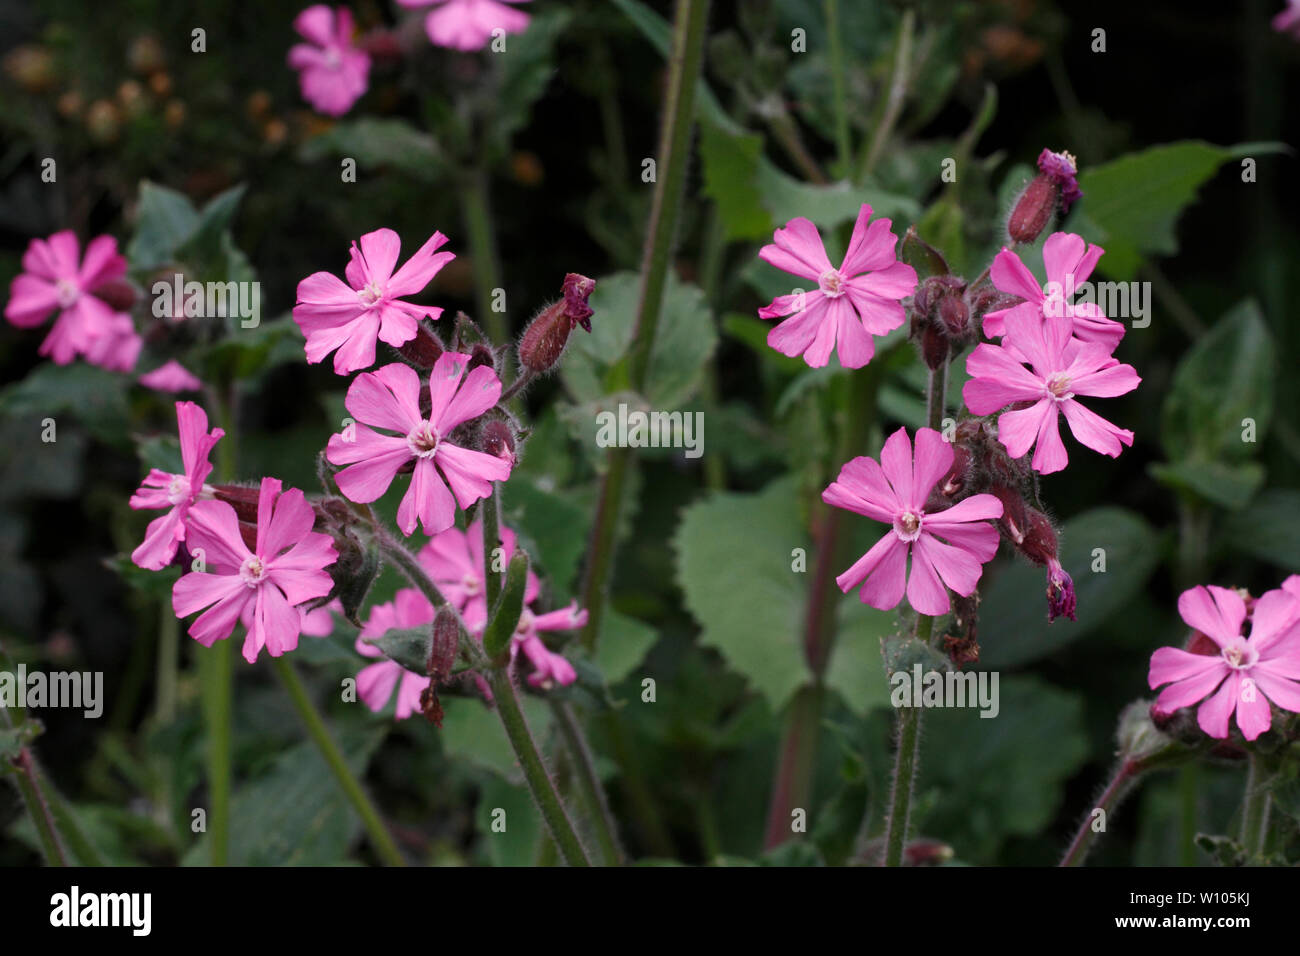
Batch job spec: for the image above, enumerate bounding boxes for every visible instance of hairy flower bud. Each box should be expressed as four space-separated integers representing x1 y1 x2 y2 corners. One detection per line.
420 607 463 727
910 275 967 368
1006 149 1082 244
397 321 444 369
479 419 517 468
466 342 497 374
213 483 260 523
517 273 595 373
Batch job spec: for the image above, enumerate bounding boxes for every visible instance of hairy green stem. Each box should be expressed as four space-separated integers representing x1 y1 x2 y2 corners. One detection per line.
197 640 232 865
375 532 592 866
580 0 711 651
481 484 503 612
1239 755 1272 858
552 700 624 865
10 750 67 866
1060 760 1139 867
270 656 406 867
883 615 931 866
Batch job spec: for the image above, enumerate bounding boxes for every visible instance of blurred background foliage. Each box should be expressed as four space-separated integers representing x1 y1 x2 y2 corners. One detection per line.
1 0 1298 866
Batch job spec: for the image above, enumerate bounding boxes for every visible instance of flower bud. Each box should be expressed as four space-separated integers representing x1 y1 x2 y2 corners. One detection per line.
93 279 139 312
397 321 444 369
428 606 460 682
213 484 260 523
517 273 595 373
479 419 517 468
1006 149 1082 244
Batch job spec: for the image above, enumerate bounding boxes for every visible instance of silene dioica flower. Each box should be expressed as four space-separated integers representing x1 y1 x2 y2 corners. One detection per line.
823 427 1003 616
288 5 371 117
397 0 532 51
129 401 225 570
1149 584 1300 740
758 203 917 369
173 477 337 662
326 354 512 535
294 228 454 375
4 230 131 364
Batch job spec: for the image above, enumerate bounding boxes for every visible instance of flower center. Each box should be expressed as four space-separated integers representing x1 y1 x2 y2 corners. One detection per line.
893 510 923 542
514 609 534 637
357 280 384 306
1221 638 1257 671
166 474 192 506
460 572 481 596
324 47 342 70
54 278 80 309
239 555 266 588
406 422 440 458
1045 373 1073 401
818 269 847 298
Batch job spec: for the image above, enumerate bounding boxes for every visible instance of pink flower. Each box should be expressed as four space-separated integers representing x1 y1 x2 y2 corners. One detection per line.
397 0 532 51
418 517 539 627
963 308 1140 475
294 228 454 375
299 598 343 636
757 204 916 369
823 427 1003 616
1149 585 1300 741
981 233 1125 350
510 605 584 689
1274 1 1300 40
4 231 128 364
325 354 511 535
356 589 433 719
139 359 203 393
173 478 337 663
81 311 142 373
129 402 225 570
288 5 371 116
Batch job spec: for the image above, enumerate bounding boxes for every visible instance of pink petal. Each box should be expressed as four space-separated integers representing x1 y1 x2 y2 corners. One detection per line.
357 660 402 712
1234 676 1272 741
294 4 337 46
139 360 203 393
1251 589 1300 655
1151 662 1228 715
759 217 833 281
245 583 302 663
840 208 900 274
911 427 953 502
436 364 503 432
766 295 830 359
1253 670 1300 714
398 458 456 535
387 231 453 298
837 532 907 611
1059 399 1133 459
844 285 907 336
1177 585 1245 647
1148 645 1225 690
173 570 245 624
131 508 186 570
846 260 916 300
426 351 471 423
831 297 875 369
990 247 1043 304
355 229 402 285
905 538 951 615
259 486 314 558
1194 673 1240 738
5 275 58 327
347 363 422 432
1042 232 1088 287
185 499 252 571
78 235 126 289
435 442 510 507
1029 404 1069 474
994 400 1052 461
915 531 987 600
822 456 899 522
878 427 915 508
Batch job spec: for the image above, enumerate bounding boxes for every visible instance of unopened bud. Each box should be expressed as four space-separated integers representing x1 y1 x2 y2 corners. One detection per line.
429 607 460 681
920 323 948 370
213 484 261 523
989 484 1029 546
517 273 595 373
1006 148 1082 244
937 294 969 338
93 280 139 312
397 322 444 368
467 342 496 374
479 419 517 468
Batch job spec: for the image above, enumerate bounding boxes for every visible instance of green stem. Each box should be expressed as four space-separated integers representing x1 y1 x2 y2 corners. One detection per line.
270 656 406 867
10 750 67 866
858 8 915 182
883 614 931 867
375 532 592 866
197 640 232 865
155 598 179 723
765 364 880 848
551 700 624 865
1178 763 1198 866
1239 754 1272 858
824 0 851 174
461 167 507 347
1059 760 1139 867
580 0 711 651
487 669 591 866
481 483 503 612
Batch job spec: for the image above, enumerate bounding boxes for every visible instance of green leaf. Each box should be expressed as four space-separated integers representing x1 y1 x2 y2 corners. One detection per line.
674 476 890 714
483 552 529 660
182 725 385 865
363 625 430 675
1224 489 1300 570
756 161 919 232
918 677 1088 862
190 315 304 384
1149 460 1265 511
1071 142 1286 280
0 363 130 449
1160 299 1275 464
476 775 542 865
298 118 443 178
504 476 590 597
699 123 771 241
439 695 551 780
980 508 1163 669
175 184 247 266
494 10 571 146
561 271 717 408
127 180 199 270
596 609 659 685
